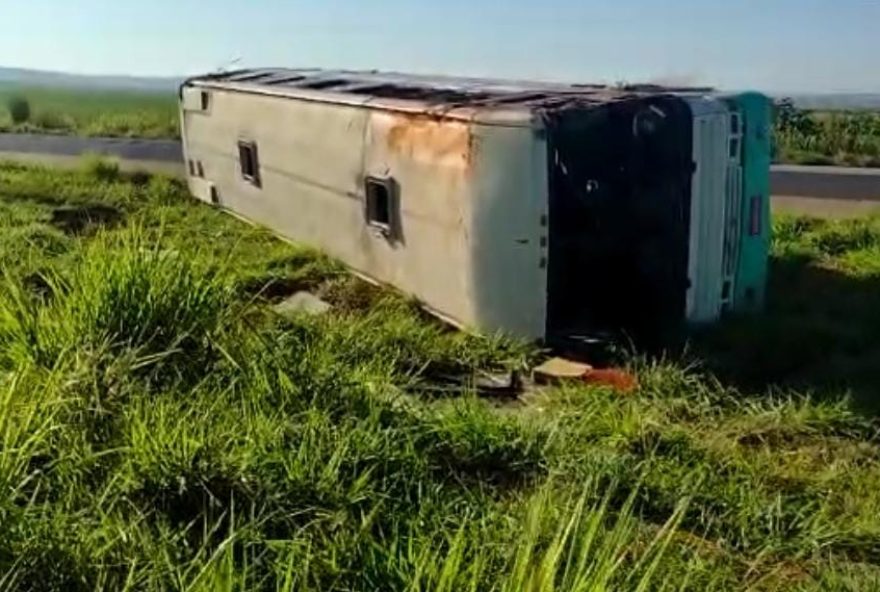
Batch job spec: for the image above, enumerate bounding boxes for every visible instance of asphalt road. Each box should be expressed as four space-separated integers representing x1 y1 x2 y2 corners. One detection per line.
0 133 182 163
1 133 879 210
771 164 880 202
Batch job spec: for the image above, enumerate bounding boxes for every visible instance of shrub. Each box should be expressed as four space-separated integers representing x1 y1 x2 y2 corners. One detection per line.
80 154 120 182
31 110 72 131
7 96 30 124
811 217 880 256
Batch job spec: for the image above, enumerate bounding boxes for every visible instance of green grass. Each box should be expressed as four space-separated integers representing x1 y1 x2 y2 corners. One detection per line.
0 159 880 590
0 85 178 139
697 213 880 407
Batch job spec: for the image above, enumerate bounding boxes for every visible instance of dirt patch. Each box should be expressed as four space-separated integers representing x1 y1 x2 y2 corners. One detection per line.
316 277 389 313
125 170 153 187
50 204 123 235
22 272 54 300
239 275 316 301
735 427 808 449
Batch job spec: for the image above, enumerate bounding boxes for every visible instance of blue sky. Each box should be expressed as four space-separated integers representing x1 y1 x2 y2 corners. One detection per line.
1 0 877 93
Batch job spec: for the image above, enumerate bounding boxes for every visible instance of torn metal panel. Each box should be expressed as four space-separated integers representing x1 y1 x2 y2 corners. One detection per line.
299 79 349 90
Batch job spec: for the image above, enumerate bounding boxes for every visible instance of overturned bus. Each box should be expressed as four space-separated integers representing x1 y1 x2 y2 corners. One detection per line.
179 69 771 346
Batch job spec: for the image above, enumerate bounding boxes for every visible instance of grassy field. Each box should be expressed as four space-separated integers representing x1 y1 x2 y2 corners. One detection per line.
0 160 879 590
0 85 179 139
774 107 880 167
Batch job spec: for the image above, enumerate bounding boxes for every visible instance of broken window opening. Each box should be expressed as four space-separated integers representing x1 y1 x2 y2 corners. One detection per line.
365 177 397 237
238 141 261 187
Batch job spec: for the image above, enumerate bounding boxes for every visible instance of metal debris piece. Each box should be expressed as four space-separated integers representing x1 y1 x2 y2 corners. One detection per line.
532 357 593 385
582 368 639 394
475 371 522 397
273 291 332 317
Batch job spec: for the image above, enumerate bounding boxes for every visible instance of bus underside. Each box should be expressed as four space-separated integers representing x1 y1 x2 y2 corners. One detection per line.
545 97 696 351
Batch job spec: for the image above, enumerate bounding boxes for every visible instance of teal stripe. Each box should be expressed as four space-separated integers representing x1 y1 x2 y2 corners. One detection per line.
724 92 772 313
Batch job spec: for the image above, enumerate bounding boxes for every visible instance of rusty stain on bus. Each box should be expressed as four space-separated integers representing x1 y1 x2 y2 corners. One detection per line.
384 113 473 171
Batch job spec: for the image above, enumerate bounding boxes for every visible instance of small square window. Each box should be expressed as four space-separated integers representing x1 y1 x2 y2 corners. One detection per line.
729 138 740 159
238 141 261 187
365 176 397 237
196 161 205 178
188 159 196 176
201 91 211 111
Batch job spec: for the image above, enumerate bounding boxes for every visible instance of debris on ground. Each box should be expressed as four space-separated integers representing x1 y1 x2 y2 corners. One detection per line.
475 370 522 398
533 357 593 385
273 291 332 317
582 367 639 394
532 356 638 394
50 204 123 235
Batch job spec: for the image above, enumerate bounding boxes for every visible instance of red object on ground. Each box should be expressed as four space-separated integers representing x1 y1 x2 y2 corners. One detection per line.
582 368 639 394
